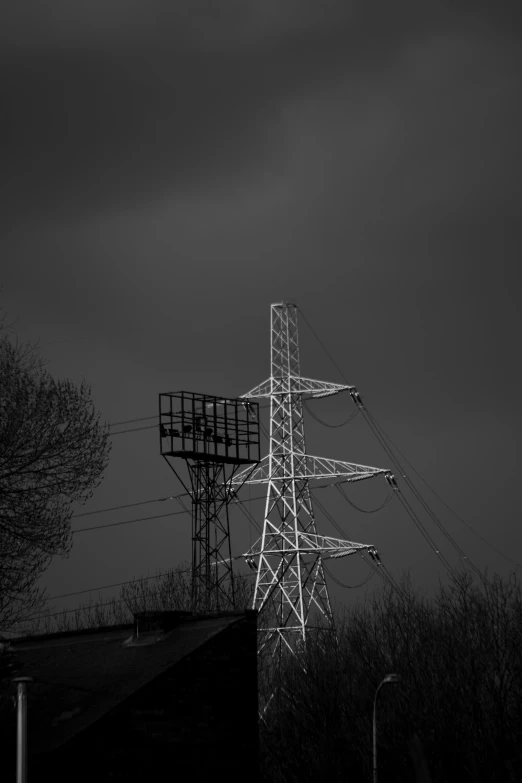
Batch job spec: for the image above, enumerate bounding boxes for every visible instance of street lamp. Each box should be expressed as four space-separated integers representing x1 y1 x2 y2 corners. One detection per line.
13 677 33 783
373 674 400 783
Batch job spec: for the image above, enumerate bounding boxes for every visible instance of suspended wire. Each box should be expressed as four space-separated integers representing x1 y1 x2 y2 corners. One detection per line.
303 399 359 428
45 558 254 608
311 490 406 600
73 496 262 534
21 569 185 622
24 596 125 624
107 403 272 431
393 482 458 579
295 306 485 581
365 413 522 571
110 424 157 436
297 306 350 385
232 497 262 536
310 490 351 540
360 405 486 582
109 415 157 427
72 495 187 519
70 483 341 535
380 562 412 601
67 483 376 601
73 510 188 534
30 554 259 619
360 552 408 598
42 480 399 622
44 569 179 602
323 560 375 589
313 489 408 599
335 482 394 514
361 412 459 578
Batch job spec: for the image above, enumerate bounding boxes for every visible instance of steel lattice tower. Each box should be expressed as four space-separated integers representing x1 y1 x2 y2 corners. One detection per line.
231 303 388 657
160 391 260 613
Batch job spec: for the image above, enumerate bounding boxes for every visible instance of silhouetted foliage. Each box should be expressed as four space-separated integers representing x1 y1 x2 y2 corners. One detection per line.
29 562 254 635
0 325 111 631
260 570 522 783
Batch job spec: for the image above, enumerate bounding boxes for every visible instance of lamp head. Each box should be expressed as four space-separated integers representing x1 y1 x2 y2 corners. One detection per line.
383 674 400 684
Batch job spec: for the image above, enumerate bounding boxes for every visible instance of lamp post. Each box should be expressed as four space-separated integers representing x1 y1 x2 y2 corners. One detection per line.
373 674 400 783
13 677 32 783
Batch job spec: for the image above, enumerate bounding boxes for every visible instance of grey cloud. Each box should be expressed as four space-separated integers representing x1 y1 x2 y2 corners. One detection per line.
2 1 521 223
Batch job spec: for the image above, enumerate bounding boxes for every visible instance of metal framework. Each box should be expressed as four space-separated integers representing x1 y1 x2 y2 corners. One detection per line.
160 391 260 613
231 303 388 657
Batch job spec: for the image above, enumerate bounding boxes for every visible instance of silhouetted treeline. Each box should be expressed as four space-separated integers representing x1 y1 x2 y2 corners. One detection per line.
260 571 522 783
27 563 254 635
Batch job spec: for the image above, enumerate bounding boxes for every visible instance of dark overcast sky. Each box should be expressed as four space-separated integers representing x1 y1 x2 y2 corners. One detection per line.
2 1 522 617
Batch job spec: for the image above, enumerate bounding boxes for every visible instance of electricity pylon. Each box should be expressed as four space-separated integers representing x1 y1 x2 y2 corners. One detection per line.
231 302 388 658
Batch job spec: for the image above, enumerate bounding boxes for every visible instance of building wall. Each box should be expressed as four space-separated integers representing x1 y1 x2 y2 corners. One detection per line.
34 613 259 782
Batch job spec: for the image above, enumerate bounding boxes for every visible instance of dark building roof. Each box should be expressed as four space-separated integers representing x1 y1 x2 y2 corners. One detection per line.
5 611 252 756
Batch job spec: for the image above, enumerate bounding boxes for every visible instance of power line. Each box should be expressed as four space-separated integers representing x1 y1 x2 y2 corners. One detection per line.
356 404 462 578
32 564 259 622
41 481 392 622
110 424 157 436
335 481 394 514
71 494 265 534
303 399 359 428
364 411 522 571
25 597 127 624
45 569 179 602
107 403 272 432
311 490 406 599
52 483 363 598
296 307 490 581
297 306 350 385
109 415 157 427
360 404 488 582
72 495 186 519
323 560 375 589
73 510 188 534
231 497 262 536
71 482 343 533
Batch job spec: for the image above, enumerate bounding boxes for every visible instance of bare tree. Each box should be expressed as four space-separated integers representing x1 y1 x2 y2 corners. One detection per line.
0 328 111 631
30 563 255 636
260 570 522 783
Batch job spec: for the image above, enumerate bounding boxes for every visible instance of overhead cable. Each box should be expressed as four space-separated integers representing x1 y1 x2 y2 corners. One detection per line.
359 402 486 582
72 495 187 519
323 561 375 589
303 399 359 428
335 481 394 514
109 415 157 427
367 412 522 571
110 424 157 436
297 306 350 385
73 509 188 534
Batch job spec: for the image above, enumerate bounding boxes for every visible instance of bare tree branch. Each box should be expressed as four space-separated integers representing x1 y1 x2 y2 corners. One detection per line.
0 327 111 630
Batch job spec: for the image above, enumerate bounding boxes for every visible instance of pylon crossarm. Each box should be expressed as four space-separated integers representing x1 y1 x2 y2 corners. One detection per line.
241 375 353 399
229 456 270 485
241 377 273 398
299 531 367 550
229 454 386 486
303 456 387 481
243 533 373 560
257 525 304 554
